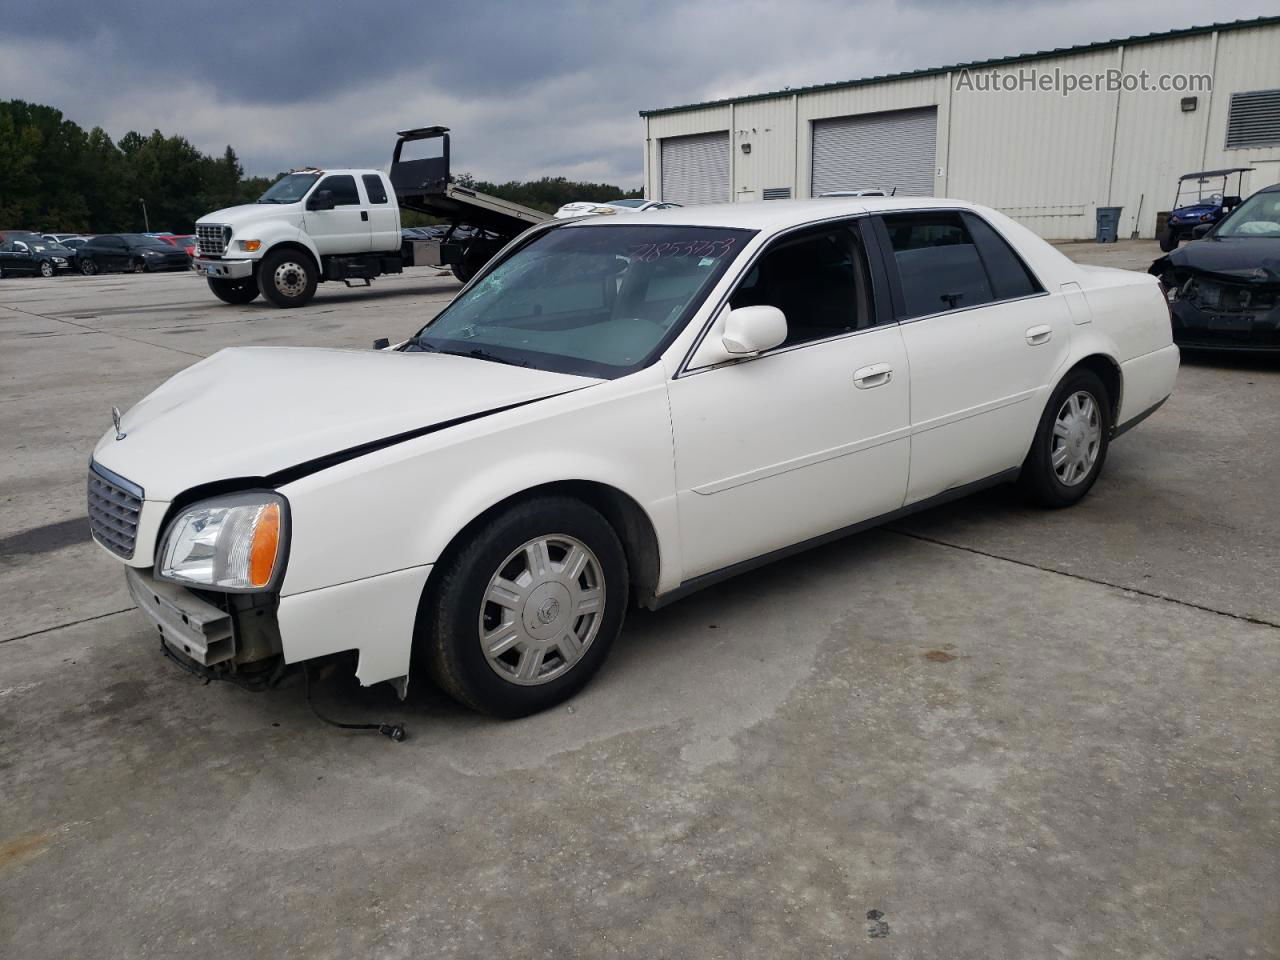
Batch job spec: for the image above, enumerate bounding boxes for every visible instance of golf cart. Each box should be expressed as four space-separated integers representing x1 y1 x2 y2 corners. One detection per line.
1159 167 1253 252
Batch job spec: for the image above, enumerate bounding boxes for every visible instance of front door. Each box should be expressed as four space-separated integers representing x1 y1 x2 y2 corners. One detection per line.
668 220 911 579
0 240 35 274
304 174 371 254
874 210 1072 503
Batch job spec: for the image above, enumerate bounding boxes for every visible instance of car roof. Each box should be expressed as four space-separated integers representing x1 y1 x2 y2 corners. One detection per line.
562 196 987 232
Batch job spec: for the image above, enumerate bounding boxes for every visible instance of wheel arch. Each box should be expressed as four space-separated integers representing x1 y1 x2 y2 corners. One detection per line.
261 239 321 275
417 479 663 620
1054 352 1122 427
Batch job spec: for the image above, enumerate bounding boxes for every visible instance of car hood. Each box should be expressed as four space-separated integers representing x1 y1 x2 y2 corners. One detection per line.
197 202 300 229
93 346 600 501
1164 237 1280 282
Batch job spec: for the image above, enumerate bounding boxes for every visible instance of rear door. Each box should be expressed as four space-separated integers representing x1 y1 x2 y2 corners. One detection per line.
304 174 371 254
362 174 400 252
873 209 1071 503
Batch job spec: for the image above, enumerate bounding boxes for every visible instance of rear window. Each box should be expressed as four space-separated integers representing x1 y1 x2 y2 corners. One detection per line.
962 213 1043 300
362 174 388 204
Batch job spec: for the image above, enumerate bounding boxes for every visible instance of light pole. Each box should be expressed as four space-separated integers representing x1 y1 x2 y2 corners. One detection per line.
138 198 150 233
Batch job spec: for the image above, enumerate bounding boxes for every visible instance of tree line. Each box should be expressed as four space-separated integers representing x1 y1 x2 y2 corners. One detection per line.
0 100 642 234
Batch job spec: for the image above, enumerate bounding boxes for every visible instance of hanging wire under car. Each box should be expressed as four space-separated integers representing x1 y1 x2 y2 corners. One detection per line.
304 663 407 742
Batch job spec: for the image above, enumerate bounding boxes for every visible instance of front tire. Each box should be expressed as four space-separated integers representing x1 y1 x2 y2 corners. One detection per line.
79 258 97 276
257 248 317 307
133 259 147 273
1021 368 1112 508
418 496 629 717
39 260 54 278
1158 228 1179 253
207 276 261 305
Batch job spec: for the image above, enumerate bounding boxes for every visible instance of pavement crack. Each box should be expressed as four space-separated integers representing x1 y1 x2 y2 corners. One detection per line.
0 607 135 645
889 528 1280 630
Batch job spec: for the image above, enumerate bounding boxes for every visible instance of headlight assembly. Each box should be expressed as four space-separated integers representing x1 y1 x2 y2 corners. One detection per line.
157 492 288 592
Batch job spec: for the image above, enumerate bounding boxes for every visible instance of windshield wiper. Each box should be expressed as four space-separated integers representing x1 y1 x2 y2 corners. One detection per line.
452 347 530 368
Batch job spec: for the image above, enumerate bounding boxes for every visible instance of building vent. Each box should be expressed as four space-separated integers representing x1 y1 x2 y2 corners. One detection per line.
762 187 791 200
1225 89 1280 149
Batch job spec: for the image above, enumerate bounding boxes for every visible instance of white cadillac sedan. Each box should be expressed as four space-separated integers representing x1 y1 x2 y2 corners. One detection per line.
90 198 1178 716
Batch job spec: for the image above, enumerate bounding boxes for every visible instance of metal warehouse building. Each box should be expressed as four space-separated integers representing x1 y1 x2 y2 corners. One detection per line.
640 16 1280 240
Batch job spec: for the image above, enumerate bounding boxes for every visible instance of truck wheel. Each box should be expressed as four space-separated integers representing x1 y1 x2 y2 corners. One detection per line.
207 276 261 305
450 243 492 284
417 496 629 717
257 249 317 308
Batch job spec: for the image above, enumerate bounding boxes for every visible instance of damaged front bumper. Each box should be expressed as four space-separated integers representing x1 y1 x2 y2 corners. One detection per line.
126 567 284 680
1153 266 1280 351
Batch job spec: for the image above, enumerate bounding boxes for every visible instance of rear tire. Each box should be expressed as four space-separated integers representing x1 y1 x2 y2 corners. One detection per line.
257 248 317 307
417 496 628 717
1020 368 1112 508
207 276 261 305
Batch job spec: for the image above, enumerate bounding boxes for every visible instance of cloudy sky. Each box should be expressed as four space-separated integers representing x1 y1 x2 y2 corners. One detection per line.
2 1 1275 187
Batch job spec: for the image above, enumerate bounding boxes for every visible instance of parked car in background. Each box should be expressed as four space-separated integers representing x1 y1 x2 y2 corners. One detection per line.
0 234 75 277
819 189 889 197
90 197 1177 717
42 233 85 244
77 234 192 275
160 234 197 257
554 199 682 219
1150 181 1280 352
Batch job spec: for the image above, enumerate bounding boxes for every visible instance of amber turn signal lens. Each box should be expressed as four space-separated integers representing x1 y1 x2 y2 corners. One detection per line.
243 240 262 251
248 503 281 588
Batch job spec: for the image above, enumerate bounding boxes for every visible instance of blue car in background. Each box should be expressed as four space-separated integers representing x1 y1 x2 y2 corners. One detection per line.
1160 167 1253 251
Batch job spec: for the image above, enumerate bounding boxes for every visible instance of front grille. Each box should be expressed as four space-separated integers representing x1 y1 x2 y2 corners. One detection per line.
88 463 143 559
196 224 228 256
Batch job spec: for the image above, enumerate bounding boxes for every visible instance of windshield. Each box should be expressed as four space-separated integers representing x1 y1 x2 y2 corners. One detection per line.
1214 192 1280 238
258 172 321 204
409 224 754 378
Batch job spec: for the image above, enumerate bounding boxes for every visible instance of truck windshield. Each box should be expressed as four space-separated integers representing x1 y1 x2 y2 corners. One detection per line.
258 173 321 204
409 224 754 378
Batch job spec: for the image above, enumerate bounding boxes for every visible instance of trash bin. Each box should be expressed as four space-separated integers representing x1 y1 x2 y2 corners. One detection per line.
1095 206 1123 243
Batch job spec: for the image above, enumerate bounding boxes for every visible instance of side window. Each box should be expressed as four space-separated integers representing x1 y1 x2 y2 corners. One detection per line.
362 174 388 204
962 213 1043 300
317 174 360 206
728 224 874 348
881 212 992 319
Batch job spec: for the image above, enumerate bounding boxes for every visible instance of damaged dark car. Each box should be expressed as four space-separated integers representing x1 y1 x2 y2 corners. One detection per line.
1150 183 1280 352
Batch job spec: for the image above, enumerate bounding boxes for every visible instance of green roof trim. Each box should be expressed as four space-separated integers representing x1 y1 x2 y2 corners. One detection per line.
638 16 1280 117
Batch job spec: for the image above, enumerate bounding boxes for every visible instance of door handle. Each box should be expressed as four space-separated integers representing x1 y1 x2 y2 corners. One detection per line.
360 210 369 222
1025 324 1053 345
853 363 893 388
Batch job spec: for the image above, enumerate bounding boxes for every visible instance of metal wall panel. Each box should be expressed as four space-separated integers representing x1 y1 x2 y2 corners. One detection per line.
731 97 799 202
811 107 938 196
660 132 731 205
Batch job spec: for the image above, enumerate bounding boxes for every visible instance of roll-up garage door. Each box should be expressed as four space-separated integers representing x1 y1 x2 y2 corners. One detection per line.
811 107 937 197
661 132 730 205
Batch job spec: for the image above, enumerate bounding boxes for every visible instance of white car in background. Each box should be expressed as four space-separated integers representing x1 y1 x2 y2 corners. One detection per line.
90 197 1178 718
554 198 682 218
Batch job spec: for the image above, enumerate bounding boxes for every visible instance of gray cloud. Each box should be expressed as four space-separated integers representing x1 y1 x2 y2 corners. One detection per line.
2 0 1274 187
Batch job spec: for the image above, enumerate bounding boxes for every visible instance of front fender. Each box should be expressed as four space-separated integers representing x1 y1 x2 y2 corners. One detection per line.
257 225 321 269
276 365 681 598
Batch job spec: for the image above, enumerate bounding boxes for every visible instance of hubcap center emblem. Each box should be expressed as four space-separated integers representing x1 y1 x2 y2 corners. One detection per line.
537 598 560 625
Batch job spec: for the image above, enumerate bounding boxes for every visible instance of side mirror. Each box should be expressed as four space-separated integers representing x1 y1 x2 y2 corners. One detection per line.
308 190 335 211
722 305 787 355
1191 223 1213 239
